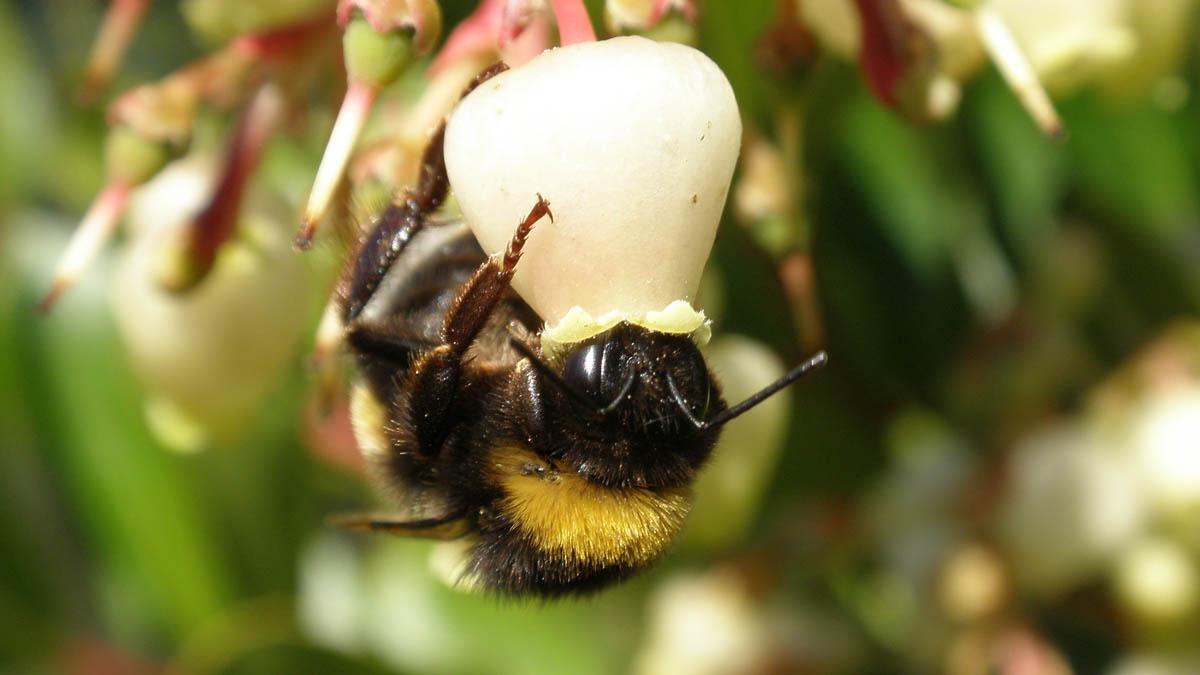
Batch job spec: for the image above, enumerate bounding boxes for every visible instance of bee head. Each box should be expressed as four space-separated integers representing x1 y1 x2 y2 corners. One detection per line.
527 323 727 488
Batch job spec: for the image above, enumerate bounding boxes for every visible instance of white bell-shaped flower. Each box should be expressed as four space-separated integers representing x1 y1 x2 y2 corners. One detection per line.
445 36 741 333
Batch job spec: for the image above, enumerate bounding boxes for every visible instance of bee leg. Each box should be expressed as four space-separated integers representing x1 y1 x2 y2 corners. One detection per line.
444 195 551 350
340 129 449 323
340 62 511 324
329 512 469 539
406 196 553 455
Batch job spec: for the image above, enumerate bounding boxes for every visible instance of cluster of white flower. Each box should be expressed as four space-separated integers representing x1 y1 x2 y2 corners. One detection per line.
803 0 1196 126
854 324 1200 673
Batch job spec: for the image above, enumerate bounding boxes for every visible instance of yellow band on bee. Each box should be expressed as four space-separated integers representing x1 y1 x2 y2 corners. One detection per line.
490 446 691 568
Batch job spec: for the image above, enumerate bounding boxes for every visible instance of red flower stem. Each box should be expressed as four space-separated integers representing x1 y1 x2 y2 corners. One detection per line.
183 86 284 280
232 12 334 61
39 182 131 312
854 0 907 107
297 81 378 249
550 0 596 45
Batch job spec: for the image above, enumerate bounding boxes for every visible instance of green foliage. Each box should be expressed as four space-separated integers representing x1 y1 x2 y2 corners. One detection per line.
4 2 1200 674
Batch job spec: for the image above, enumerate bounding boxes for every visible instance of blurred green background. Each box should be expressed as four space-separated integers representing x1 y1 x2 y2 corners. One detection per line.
3 1 1200 674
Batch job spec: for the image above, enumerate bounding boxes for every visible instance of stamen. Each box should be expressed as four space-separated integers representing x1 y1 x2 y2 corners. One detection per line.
975 7 1064 138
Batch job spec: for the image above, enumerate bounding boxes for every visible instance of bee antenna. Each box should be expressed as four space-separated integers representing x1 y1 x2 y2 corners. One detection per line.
668 351 828 431
706 351 828 430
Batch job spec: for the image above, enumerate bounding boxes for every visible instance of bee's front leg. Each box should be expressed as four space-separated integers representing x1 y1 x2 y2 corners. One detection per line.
405 196 553 455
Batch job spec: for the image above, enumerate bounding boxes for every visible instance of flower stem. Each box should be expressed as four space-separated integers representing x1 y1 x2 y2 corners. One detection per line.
80 0 150 103
297 81 378 250
162 85 283 292
976 7 1063 138
232 13 333 61
39 182 131 312
854 0 907 107
550 0 597 45
429 0 505 76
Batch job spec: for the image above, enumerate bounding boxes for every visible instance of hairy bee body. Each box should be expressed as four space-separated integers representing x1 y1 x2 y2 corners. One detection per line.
331 62 824 598
342 218 722 596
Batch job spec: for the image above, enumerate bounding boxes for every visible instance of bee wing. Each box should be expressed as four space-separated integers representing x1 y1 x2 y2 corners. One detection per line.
356 220 481 332
328 512 469 540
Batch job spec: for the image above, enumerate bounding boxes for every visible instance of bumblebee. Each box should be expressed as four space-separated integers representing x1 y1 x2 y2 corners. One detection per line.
332 64 826 597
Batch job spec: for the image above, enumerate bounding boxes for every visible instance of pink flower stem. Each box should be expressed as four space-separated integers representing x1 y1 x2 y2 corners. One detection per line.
429 0 506 76
80 0 150 103
297 81 378 249
39 182 131 312
550 0 596 45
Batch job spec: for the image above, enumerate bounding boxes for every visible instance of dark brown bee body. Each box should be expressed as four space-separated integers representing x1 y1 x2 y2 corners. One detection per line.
340 210 724 595
333 62 824 598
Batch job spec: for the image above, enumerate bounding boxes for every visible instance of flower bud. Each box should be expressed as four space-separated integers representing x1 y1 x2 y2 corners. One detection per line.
605 0 697 41
104 125 176 188
1124 385 1200 517
112 160 310 450
182 0 333 44
633 569 768 675
297 1 441 248
157 84 284 292
987 0 1133 93
936 543 1010 623
1114 537 1198 623
996 424 1146 595
342 15 416 89
338 0 443 56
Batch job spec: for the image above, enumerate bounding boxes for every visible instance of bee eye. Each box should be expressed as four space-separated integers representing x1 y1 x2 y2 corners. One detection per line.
562 342 606 399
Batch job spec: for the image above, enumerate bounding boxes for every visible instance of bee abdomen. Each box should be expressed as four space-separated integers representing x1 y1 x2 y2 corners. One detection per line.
465 444 692 597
